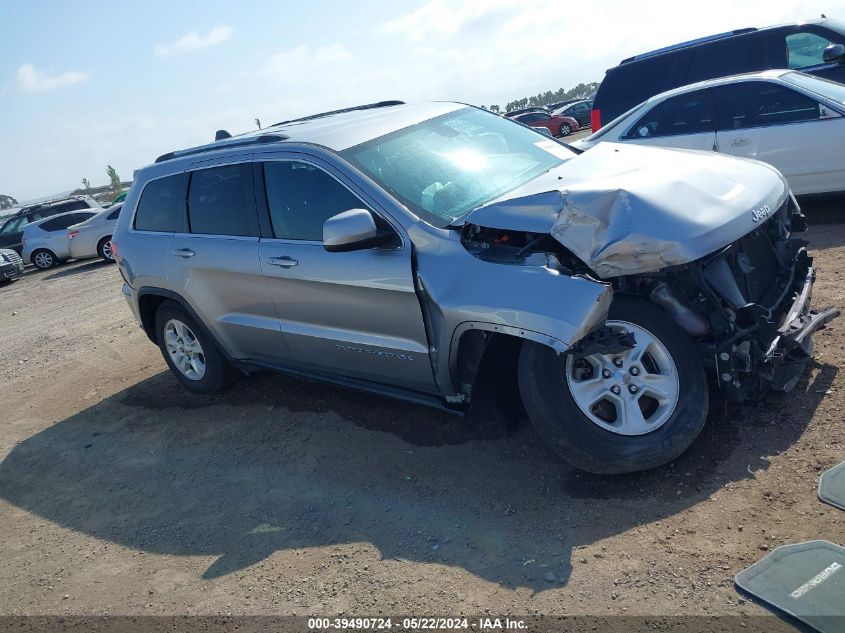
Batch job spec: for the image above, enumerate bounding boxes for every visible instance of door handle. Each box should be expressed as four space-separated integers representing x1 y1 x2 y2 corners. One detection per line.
731 138 750 147
172 248 195 258
267 256 298 268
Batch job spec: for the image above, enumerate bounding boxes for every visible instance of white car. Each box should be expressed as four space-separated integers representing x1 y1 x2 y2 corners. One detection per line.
68 204 123 262
21 210 99 269
572 70 845 196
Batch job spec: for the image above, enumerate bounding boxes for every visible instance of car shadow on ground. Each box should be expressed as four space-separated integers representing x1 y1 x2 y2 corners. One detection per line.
0 360 836 591
43 259 113 281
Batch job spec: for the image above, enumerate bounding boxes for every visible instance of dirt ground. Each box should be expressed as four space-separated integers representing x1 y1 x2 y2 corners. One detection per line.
1 212 844 627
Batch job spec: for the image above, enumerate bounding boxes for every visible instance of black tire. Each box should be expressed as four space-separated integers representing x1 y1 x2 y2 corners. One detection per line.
154 301 240 394
97 236 115 262
558 123 571 137
31 249 57 270
518 296 708 474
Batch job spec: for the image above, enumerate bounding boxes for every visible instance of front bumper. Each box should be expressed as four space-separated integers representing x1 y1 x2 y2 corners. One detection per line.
714 249 839 399
1 260 24 281
766 262 839 392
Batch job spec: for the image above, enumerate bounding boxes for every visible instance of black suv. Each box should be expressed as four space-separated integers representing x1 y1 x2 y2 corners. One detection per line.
0 196 100 254
592 18 845 129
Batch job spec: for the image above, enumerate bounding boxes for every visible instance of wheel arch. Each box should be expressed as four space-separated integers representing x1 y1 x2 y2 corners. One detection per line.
451 327 527 425
136 287 235 363
449 322 567 401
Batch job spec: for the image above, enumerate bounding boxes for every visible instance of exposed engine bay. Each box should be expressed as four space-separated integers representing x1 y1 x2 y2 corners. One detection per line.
461 196 839 401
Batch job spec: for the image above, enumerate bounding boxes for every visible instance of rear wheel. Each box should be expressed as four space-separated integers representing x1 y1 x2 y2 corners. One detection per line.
518 296 708 474
155 301 239 394
558 123 572 136
32 249 57 270
97 236 114 262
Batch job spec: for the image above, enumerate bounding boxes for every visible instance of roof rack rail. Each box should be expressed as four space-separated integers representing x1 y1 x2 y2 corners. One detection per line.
155 133 289 164
271 100 405 127
620 27 757 64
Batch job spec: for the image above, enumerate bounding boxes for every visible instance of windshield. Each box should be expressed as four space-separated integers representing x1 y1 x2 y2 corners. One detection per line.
342 107 573 227
782 71 845 106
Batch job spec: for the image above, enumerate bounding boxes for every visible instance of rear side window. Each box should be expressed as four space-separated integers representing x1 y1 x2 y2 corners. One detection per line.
687 37 770 84
49 200 90 214
713 82 820 130
40 213 91 232
595 52 691 121
518 113 546 123
625 90 714 138
263 161 365 241
107 205 123 221
134 173 187 232
187 164 258 237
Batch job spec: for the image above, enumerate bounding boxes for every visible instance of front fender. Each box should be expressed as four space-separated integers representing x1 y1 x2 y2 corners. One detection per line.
410 225 612 397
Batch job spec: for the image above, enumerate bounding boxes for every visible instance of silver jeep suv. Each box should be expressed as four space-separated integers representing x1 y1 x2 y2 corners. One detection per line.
113 100 837 474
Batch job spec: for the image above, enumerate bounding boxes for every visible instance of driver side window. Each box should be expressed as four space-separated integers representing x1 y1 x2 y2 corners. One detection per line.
263 161 388 242
1 216 27 235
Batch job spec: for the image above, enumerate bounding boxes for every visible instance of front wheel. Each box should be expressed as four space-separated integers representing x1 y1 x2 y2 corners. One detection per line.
518 296 708 474
558 123 571 136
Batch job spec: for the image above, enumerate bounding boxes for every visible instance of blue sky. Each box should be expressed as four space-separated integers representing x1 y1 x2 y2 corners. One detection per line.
1 0 842 201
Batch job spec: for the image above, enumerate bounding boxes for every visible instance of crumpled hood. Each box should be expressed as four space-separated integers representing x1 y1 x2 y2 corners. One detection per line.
460 142 789 278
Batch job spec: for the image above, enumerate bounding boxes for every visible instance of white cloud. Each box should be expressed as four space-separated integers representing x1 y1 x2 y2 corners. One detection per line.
16 64 90 92
154 25 233 57
377 0 509 41
258 44 352 77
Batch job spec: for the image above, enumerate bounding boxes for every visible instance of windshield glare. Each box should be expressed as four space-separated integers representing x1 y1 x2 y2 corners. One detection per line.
782 71 845 105
342 107 573 227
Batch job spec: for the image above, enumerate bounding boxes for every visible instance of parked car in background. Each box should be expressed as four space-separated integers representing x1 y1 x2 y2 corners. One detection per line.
546 98 582 111
113 100 835 475
68 204 123 262
107 191 128 207
0 248 24 284
22 210 99 269
507 109 579 136
504 106 550 117
0 195 100 254
573 70 845 196
591 18 845 130
552 100 593 127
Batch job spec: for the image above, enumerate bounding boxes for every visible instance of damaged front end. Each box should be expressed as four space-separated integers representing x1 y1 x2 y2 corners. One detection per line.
616 197 839 400
459 183 837 402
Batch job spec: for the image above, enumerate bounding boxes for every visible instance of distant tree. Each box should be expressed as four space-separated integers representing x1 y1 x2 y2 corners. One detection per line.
489 104 501 113
106 165 122 197
502 81 600 113
81 177 92 196
0 194 18 210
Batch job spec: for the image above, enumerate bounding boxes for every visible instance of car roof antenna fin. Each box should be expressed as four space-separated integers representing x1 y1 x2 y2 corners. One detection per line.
215 129 232 141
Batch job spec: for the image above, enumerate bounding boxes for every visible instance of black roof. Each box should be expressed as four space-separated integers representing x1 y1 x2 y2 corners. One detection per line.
617 19 830 66
3 195 91 218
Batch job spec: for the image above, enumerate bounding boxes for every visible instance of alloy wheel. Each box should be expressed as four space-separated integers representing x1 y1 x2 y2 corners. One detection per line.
163 319 206 380
565 320 680 435
34 251 54 269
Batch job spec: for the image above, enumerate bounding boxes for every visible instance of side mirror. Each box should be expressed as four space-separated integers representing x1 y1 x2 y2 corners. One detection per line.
536 127 554 138
638 126 650 138
823 43 845 63
323 208 391 252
